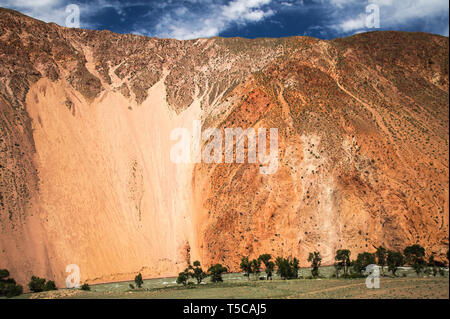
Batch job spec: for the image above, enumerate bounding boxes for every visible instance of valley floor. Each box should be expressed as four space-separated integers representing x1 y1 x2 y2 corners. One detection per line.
10 268 450 299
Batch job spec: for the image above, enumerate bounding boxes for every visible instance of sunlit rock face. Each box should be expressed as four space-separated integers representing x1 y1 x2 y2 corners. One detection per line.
0 8 448 286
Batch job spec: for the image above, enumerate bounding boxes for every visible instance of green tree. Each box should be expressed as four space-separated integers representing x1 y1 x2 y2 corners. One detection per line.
333 261 343 278
291 258 299 279
275 257 291 279
353 252 376 274
0 269 10 280
308 252 322 278
43 280 57 291
192 261 207 284
251 259 261 279
240 256 252 280
176 271 189 286
208 264 227 283
134 273 144 288
6 283 23 298
428 255 438 277
265 261 275 280
81 283 91 291
258 254 274 280
387 250 404 276
375 246 387 276
258 254 271 265
404 244 426 276
0 269 23 298
275 257 298 280
335 249 351 276
28 276 46 293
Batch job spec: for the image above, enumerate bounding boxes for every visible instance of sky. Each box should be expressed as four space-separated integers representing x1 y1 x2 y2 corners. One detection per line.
1 0 448 40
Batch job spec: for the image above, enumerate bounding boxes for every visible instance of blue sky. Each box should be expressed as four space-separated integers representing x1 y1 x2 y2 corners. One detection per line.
1 0 448 39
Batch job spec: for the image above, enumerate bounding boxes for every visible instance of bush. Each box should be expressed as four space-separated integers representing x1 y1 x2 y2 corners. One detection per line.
176 271 189 286
191 261 207 284
240 256 252 279
207 264 227 283
342 272 365 279
251 259 261 279
0 269 23 298
335 249 351 277
6 283 23 298
134 273 143 288
28 276 46 293
80 283 91 291
258 254 275 280
353 252 376 274
308 252 322 278
44 280 57 291
275 257 299 279
387 251 404 276
375 246 387 276
404 244 426 276
0 269 10 280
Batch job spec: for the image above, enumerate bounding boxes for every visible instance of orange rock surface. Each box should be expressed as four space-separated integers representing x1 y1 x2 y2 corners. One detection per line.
0 8 448 286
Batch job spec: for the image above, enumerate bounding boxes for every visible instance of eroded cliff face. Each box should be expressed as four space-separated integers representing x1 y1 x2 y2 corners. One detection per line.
0 8 448 286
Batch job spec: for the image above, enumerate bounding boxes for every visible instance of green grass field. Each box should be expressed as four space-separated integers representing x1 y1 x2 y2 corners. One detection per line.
9 266 449 299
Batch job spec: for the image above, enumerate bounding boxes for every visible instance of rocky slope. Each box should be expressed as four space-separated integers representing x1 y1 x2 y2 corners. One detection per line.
0 7 448 286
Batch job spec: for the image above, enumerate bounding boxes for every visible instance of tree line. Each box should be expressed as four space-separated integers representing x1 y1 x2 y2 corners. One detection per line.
0 272 90 298
174 244 449 286
1 244 448 297
175 261 228 286
333 245 449 278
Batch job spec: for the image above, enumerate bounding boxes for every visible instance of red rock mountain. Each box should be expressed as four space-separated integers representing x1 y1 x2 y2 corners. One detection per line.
0 8 448 286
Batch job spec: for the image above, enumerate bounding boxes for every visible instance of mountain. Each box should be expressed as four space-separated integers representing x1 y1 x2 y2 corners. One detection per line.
0 7 448 286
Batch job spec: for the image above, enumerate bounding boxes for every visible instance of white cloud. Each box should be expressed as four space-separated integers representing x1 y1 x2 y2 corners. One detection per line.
1 0 68 25
1 0 448 39
330 0 449 36
281 2 293 7
336 13 366 32
0 0 133 28
150 0 275 39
